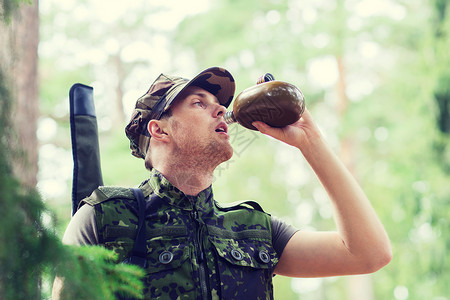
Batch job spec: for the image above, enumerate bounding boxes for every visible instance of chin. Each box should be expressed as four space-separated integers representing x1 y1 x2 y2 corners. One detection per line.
223 144 233 161
214 146 233 168
205 140 233 167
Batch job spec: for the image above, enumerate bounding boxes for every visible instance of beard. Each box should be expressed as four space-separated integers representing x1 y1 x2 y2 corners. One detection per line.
174 139 233 171
170 120 233 172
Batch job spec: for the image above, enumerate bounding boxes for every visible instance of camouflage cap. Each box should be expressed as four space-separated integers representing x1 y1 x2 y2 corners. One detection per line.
125 67 235 159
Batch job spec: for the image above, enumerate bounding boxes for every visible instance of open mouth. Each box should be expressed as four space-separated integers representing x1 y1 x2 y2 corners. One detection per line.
215 122 228 134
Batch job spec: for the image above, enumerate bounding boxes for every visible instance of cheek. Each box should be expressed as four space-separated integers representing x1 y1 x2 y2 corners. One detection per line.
172 116 209 137
171 120 200 143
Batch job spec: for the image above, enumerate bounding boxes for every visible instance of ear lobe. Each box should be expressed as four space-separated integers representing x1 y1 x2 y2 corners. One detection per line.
147 120 169 142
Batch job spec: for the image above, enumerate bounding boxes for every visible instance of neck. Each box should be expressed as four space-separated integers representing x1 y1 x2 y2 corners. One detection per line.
155 161 215 196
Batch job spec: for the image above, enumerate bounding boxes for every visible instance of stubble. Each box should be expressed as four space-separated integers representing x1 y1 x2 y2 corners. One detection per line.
170 119 233 172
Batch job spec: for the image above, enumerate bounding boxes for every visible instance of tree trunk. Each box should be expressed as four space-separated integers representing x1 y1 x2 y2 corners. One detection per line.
3 0 40 189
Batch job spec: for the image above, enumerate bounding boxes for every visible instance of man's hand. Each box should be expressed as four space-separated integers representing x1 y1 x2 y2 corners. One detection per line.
252 108 320 150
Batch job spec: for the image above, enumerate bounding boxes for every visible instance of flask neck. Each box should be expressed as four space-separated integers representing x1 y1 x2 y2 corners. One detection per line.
224 111 236 124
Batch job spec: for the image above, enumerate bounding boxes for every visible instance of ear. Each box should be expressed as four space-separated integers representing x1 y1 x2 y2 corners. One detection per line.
147 119 170 142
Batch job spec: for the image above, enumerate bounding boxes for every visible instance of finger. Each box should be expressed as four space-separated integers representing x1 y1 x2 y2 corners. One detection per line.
252 121 285 140
252 121 271 134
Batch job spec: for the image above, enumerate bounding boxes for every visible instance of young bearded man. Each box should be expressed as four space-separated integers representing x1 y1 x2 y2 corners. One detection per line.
53 67 392 299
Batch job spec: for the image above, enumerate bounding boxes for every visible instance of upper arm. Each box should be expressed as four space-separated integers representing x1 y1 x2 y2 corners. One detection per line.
53 205 98 299
274 230 376 277
62 204 99 245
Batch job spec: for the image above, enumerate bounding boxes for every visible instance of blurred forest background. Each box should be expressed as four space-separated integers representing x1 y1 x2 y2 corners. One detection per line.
1 0 449 299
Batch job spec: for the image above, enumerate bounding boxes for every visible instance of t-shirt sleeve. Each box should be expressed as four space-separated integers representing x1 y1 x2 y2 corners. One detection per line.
62 204 99 245
271 215 298 257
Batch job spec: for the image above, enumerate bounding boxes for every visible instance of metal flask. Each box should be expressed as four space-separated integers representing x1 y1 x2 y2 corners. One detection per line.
224 74 306 130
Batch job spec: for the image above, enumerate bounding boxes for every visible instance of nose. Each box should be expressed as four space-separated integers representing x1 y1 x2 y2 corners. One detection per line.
214 104 227 118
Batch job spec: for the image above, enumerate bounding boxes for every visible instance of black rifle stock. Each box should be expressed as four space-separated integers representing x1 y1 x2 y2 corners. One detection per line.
69 83 104 215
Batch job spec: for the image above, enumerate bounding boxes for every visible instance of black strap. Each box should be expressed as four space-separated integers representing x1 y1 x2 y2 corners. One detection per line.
218 200 264 212
123 188 147 268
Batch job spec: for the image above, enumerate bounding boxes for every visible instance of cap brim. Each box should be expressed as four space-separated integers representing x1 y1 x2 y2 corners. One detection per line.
164 67 235 112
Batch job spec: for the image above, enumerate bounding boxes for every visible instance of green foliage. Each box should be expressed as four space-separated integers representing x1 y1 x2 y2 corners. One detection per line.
175 0 450 299
0 0 27 23
0 68 13 169
431 0 450 173
55 246 145 300
35 0 450 299
0 144 58 298
100 129 148 187
0 60 144 300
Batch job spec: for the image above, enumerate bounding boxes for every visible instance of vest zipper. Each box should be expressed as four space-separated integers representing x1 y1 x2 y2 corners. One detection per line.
190 200 210 300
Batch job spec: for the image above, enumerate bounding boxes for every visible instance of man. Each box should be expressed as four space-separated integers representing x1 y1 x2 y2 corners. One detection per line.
53 67 392 299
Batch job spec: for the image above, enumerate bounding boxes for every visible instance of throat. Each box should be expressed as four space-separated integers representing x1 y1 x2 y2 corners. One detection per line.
161 167 214 196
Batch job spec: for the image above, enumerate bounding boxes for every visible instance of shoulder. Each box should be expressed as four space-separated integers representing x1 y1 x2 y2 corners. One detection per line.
80 186 135 207
213 199 273 234
270 216 298 255
77 186 139 226
63 204 99 245
78 186 141 244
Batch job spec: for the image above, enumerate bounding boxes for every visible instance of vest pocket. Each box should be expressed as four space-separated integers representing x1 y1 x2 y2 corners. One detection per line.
145 237 190 273
209 236 278 299
144 237 196 298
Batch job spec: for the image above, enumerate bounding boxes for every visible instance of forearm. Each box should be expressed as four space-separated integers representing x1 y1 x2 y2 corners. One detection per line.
297 135 392 262
253 111 392 274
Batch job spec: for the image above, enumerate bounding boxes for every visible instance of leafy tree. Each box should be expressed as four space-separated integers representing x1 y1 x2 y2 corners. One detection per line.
0 1 144 299
175 0 450 299
0 64 145 300
432 0 450 170
30 0 450 298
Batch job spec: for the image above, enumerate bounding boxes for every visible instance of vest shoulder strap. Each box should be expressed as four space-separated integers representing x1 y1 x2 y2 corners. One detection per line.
79 186 135 208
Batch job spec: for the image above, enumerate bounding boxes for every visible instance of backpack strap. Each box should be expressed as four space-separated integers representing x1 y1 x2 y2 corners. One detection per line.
80 186 148 269
122 188 147 269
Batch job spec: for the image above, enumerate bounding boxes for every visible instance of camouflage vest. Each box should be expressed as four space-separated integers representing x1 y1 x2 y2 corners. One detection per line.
80 170 278 300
